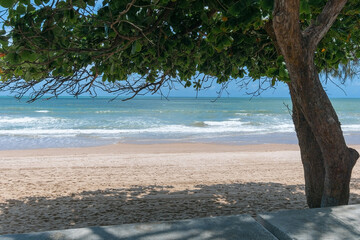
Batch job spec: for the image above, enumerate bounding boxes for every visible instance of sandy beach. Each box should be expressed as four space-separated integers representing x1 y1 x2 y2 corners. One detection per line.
1 143 360 235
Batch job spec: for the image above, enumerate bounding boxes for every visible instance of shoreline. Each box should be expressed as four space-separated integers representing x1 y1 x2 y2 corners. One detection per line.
1 142 360 235
1 140 359 156
0 142 302 157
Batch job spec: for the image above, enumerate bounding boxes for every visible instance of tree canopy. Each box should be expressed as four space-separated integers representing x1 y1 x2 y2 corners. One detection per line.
0 0 359 99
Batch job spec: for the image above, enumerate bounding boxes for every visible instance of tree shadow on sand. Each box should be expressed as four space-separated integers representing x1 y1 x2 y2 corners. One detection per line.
1 181 360 237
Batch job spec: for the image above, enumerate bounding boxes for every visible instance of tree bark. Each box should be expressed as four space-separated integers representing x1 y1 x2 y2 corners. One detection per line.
287 58 358 206
272 0 359 207
289 87 325 208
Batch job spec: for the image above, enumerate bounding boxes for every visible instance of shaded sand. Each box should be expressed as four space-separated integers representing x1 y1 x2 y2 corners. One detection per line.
1 143 360 235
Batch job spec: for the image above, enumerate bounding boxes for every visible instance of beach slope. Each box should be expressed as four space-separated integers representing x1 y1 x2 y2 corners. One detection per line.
1 143 360 235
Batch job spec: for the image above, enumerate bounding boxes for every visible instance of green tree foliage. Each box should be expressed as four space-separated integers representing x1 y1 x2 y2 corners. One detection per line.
0 0 358 98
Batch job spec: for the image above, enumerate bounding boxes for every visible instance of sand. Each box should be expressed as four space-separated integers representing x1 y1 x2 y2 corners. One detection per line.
1 143 360 235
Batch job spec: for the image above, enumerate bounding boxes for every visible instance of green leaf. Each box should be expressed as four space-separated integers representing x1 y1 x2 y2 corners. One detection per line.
21 51 38 62
219 36 233 49
276 55 285 66
135 41 142 52
231 66 239 75
146 73 155 83
239 69 245 78
69 9 75 20
300 1 310 14
86 0 95 7
200 12 208 24
260 0 273 10
110 62 115 75
266 67 278 76
24 71 32 81
228 2 245 17
271 77 276 86
5 52 20 64
212 26 222 34
0 0 15 8
34 0 42 6
279 65 289 79
14 68 23 76
102 74 107 82
355 51 360 59
131 41 142 54
73 0 86 8
16 5 27 15
27 4 36 12
19 0 30 4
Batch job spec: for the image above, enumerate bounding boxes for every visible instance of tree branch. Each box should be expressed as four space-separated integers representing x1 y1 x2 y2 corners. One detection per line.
272 0 302 65
303 0 348 51
264 20 281 55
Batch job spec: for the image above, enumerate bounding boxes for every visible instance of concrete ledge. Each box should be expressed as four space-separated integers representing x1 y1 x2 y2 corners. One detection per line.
4 204 360 239
258 204 360 240
0 215 276 240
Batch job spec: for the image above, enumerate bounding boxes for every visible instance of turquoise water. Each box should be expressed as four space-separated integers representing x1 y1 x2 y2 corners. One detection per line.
0 96 359 150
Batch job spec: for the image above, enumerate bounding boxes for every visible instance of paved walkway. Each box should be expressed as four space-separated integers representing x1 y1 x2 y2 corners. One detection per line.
258 204 360 240
1 205 360 239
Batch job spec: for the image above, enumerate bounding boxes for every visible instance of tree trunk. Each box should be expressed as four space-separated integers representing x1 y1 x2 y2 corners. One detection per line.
287 59 358 207
272 0 359 207
289 88 325 208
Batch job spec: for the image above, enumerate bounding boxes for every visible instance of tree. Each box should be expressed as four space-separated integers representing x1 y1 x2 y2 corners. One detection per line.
0 0 359 207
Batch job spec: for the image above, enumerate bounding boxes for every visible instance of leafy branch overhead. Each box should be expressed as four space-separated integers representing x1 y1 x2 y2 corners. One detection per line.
0 0 359 99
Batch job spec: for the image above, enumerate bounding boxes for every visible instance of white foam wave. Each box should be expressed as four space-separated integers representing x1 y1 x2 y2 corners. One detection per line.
0 116 48 124
35 110 50 113
271 123 295 133
204 119 245 127
227 118 242 121
95 110 113 114
235 113 251 116
342 124 360 132
0 122 296 137
203 119 294 133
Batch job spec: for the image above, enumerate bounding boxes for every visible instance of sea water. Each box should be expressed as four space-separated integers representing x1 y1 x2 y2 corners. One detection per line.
0 96 359 150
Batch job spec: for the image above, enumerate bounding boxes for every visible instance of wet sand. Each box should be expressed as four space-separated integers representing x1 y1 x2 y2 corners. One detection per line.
1 143 360 235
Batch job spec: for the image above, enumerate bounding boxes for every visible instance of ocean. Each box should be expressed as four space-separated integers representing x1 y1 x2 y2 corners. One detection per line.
0 96 359 150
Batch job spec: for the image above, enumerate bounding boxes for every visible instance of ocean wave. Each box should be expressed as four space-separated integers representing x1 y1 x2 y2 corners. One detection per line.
35 110 50 113
190 121 208 127
0 122 296 137
0 116 56 124
2 116 357 140
342 124 360 132
95 110 114 114
235 112 251 116
204 119 245 127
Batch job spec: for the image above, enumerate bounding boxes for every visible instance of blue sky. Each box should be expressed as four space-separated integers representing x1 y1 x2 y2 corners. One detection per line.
164 76 360 98
1 75 359 99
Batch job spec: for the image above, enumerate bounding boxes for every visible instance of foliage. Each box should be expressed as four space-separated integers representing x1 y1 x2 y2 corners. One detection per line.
0 0 359 99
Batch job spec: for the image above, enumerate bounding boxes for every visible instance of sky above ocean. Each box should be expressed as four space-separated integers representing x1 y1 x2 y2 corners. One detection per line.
0 75 359 99
165 76 360 98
